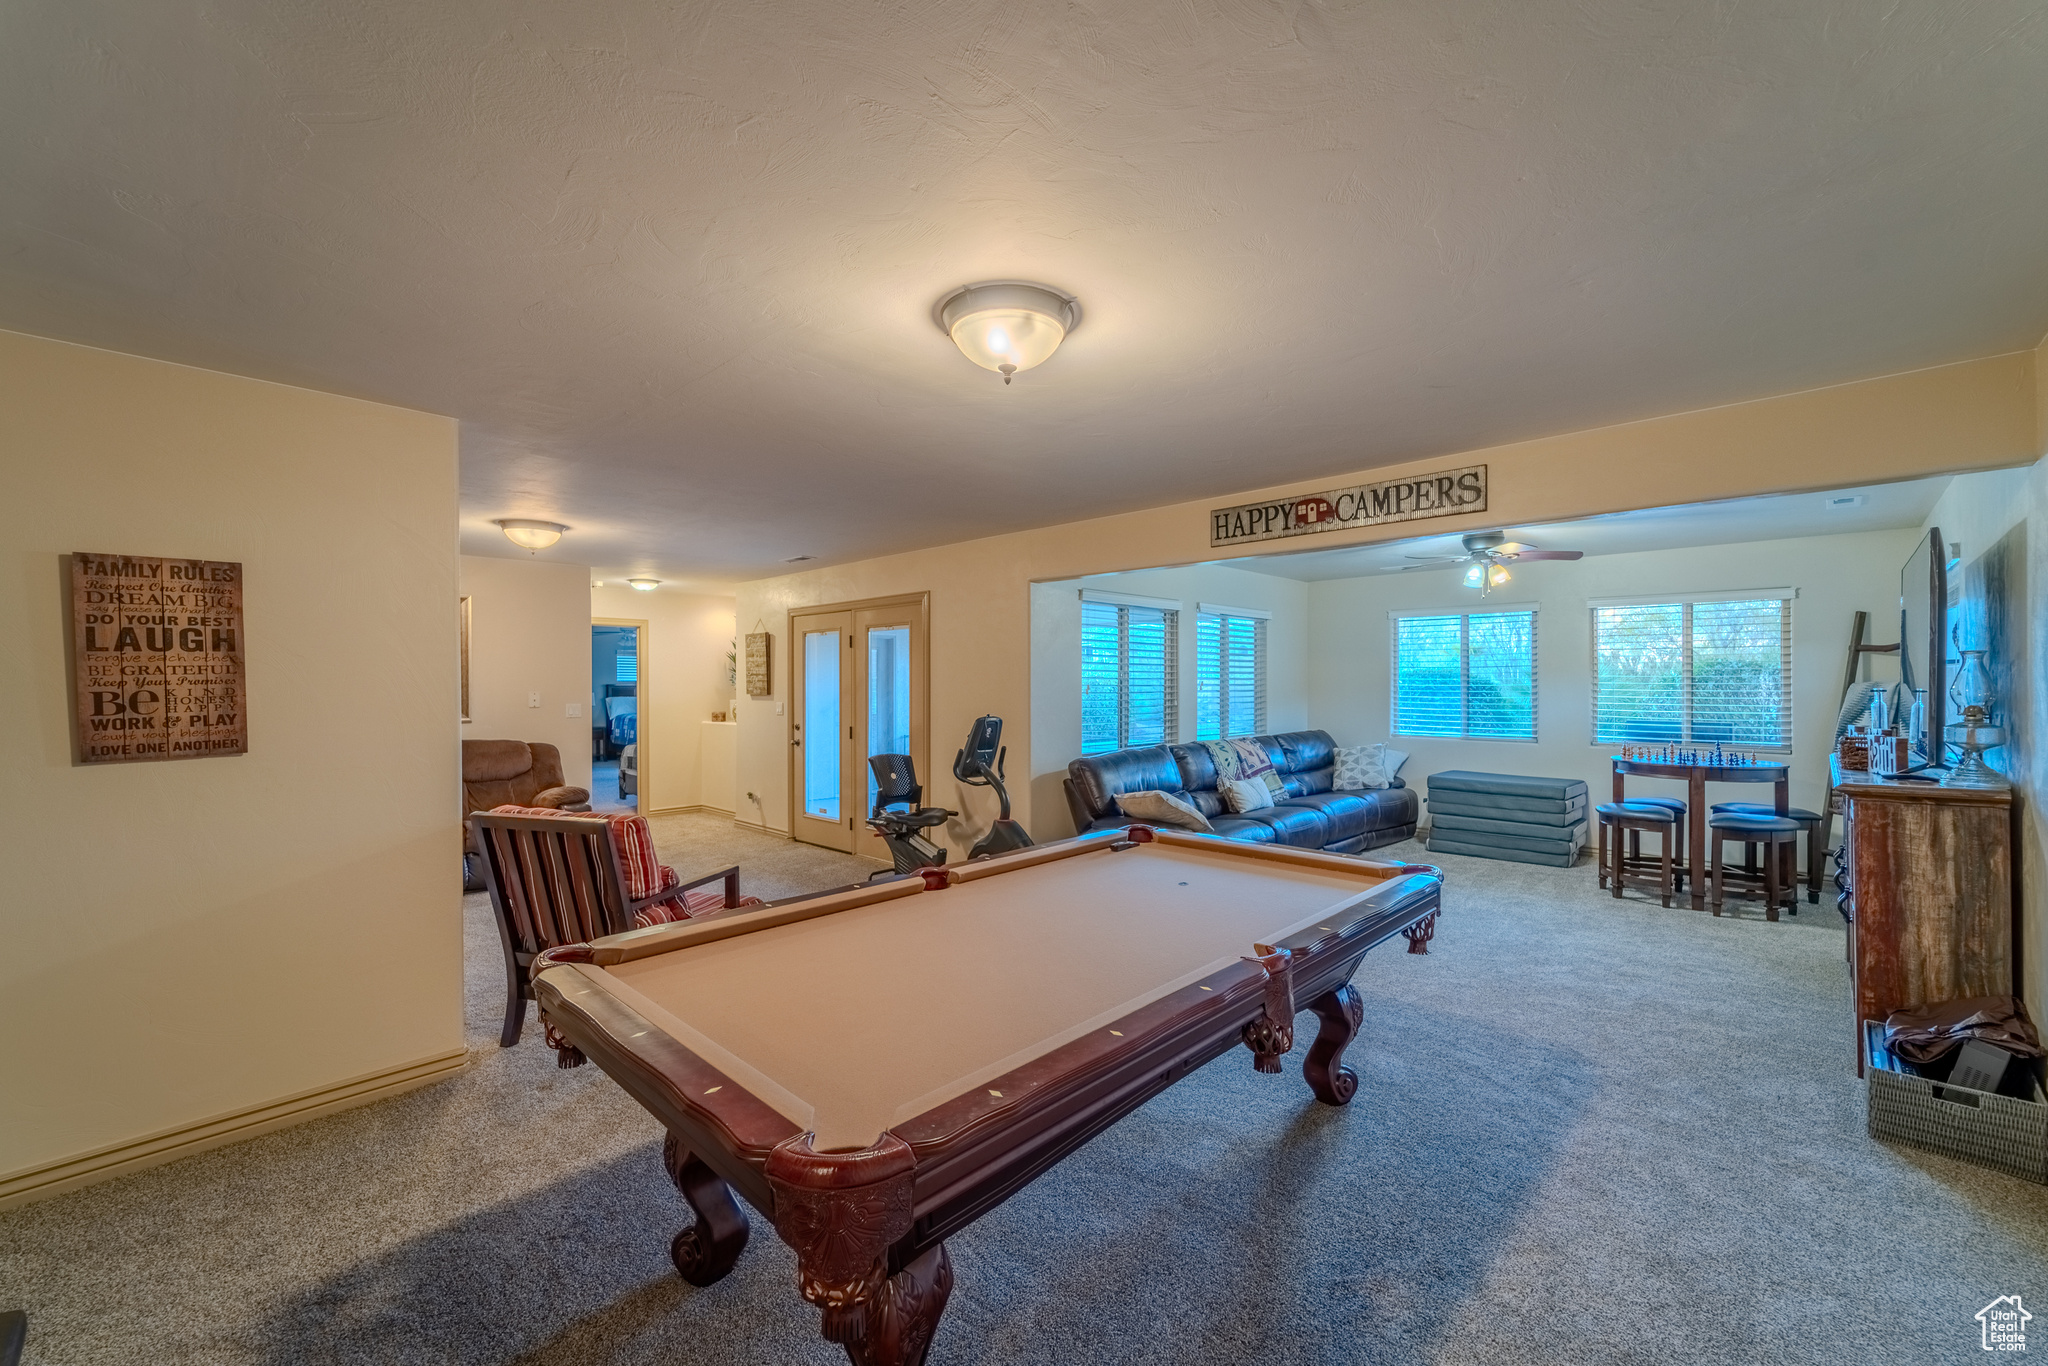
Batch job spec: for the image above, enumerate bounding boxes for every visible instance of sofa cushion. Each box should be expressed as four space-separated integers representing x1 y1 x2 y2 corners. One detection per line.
464 738 537 783
1208 814 1279 843
1275 730 1336 774
1280 791 1371 844
1239 802 1329 848
1066 745 1184 824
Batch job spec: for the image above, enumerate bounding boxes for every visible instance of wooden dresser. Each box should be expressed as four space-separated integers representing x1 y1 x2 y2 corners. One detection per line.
1831 756 2017 1072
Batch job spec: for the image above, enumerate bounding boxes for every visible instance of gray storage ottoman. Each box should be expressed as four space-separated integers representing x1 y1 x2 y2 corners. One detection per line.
1424 770 1589 865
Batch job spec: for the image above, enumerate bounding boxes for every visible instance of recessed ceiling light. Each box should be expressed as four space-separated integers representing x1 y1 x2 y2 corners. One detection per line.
785 555 815 563
1825 494 1867 510
494 518 567 550
627 577 660 591
935 282 1081 384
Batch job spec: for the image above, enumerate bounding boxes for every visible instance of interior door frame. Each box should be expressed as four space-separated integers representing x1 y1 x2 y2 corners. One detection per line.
787 592 930 852
593 616 649 811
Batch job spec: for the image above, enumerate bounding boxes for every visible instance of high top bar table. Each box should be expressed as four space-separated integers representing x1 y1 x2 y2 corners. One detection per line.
1612 756 1788 911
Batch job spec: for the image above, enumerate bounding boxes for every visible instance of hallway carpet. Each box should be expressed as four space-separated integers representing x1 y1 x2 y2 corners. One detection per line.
5 820 2047 1365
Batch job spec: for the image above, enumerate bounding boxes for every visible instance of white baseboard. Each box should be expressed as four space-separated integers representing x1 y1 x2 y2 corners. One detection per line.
646 803 737 817
730 815 792 838
0 1046 470 1210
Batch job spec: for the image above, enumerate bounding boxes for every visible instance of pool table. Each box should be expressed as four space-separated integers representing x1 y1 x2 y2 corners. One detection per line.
532 824 1443 1366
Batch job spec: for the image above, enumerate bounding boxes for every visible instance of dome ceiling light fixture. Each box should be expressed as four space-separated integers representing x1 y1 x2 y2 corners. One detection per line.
494 518 567 551
627 577 661 591
934 282 1081 385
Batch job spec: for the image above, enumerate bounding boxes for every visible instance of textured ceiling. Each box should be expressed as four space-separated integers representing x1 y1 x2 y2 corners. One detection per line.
3 2 2045 585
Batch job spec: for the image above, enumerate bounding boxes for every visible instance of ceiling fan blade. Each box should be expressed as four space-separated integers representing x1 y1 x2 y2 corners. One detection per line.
1399 561 1467 572
1401 555 1466 566
1506 550 1583 561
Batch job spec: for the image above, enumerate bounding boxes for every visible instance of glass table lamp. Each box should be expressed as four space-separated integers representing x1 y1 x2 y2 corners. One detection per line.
1942 649 2007 789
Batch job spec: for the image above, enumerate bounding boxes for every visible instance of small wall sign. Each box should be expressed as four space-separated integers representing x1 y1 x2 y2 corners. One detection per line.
745 631 773 697
70 552 247 764
1210 464 1488 548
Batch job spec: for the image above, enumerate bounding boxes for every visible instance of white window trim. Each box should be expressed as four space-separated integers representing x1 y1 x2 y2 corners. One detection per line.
1388 601 1539 620
1080 588 1182 611
1587 587 1798 609
1196 601 1273 620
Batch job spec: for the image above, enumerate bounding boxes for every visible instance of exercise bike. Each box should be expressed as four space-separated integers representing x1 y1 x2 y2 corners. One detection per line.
953 714 1033 860
865 715 1035 875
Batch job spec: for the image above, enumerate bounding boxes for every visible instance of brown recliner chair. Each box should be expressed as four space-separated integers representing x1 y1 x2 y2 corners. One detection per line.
462 739 590 888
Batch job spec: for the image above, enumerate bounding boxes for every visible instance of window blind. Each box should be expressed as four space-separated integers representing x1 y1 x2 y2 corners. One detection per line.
1081 600 1178 754
1592 597 1791 747
1391 609 1536 740
1196 613 1267 739
615 650 637 683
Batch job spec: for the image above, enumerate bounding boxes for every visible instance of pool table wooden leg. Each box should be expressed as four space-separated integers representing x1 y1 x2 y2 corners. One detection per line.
662 1132 750 1287
845 1243 953 1366
1401 910 1437 954
1302 983 1364 1107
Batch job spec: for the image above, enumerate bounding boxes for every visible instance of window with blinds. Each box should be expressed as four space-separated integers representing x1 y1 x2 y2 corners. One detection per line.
1391 609 1536 740
615 648 637 683
1081 599 1178 754
1195 612 1266 739
1591 595 1791 747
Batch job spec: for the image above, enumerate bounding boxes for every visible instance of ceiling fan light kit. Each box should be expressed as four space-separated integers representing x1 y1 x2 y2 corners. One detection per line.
935 282 1080 384
1410 530 1583 595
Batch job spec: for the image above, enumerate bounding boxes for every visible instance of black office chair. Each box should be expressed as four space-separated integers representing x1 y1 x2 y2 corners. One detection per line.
2 1310 25 1366
866 754 955 875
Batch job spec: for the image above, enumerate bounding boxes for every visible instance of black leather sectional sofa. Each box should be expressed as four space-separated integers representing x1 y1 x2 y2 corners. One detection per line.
1063 729 1419 854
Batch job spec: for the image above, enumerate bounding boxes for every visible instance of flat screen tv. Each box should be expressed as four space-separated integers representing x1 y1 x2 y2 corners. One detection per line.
1899 528 1946 763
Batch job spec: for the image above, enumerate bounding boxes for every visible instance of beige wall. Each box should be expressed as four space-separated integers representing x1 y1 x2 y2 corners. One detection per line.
1919 450 2048 1011
588 583 737 813
737 350 2043 855
1030 563 1311 839
0 329 462 1204
1305 528 1920 821
459 556 594 797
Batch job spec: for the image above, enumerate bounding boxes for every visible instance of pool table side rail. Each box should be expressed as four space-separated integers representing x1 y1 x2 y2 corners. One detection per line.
533 961 800 1210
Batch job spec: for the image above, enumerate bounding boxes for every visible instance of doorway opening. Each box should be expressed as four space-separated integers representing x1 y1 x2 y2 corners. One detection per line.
591 621 644 813
789 594 928 859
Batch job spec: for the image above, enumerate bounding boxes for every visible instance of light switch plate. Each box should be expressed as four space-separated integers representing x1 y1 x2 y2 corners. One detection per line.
776 701 785 715
565 702 582 718
528 691 541 708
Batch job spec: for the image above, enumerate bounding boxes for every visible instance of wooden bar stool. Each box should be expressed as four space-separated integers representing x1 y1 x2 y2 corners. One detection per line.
1596 802 1679 907
1708 813 1801 921
1711 801 1823 906
1597 798 1685 891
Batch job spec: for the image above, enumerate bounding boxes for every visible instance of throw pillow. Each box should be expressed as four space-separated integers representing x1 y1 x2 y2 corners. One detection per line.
1206 738 1287 796
1331 743 1391 791
1115 789 1215 832
1219 776 1274 813
1382 746 1410 779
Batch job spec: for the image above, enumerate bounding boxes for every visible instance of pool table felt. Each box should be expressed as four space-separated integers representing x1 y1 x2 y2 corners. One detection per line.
596 840 1389 1151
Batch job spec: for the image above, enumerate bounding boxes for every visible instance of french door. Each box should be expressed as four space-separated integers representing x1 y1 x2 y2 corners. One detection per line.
790 595 929 859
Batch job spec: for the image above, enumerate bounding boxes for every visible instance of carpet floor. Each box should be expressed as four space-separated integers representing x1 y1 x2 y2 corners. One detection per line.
5 817 2047 1364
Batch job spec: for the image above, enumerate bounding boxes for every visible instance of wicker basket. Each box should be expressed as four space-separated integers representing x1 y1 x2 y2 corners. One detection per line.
1865 1021 2048 1183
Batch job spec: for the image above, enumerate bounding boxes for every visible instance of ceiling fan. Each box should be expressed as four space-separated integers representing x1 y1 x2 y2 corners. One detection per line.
1402 531 1584 595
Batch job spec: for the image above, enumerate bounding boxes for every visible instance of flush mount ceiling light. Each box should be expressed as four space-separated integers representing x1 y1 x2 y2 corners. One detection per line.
495 518 567 551
627 577 661 591
934 282 1081 384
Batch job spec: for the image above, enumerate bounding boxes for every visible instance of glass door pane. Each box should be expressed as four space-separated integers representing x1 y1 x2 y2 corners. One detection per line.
866 626 911 812
803 629 842 821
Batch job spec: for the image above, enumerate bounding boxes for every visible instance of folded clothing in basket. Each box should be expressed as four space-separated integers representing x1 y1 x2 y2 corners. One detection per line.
1884 995 2042 1067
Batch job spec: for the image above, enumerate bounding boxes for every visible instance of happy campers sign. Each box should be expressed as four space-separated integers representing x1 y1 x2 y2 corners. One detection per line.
1210 465 1487 547
69 552 247 765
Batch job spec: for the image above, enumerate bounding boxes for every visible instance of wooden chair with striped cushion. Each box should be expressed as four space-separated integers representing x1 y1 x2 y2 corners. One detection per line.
468 806 760 1047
